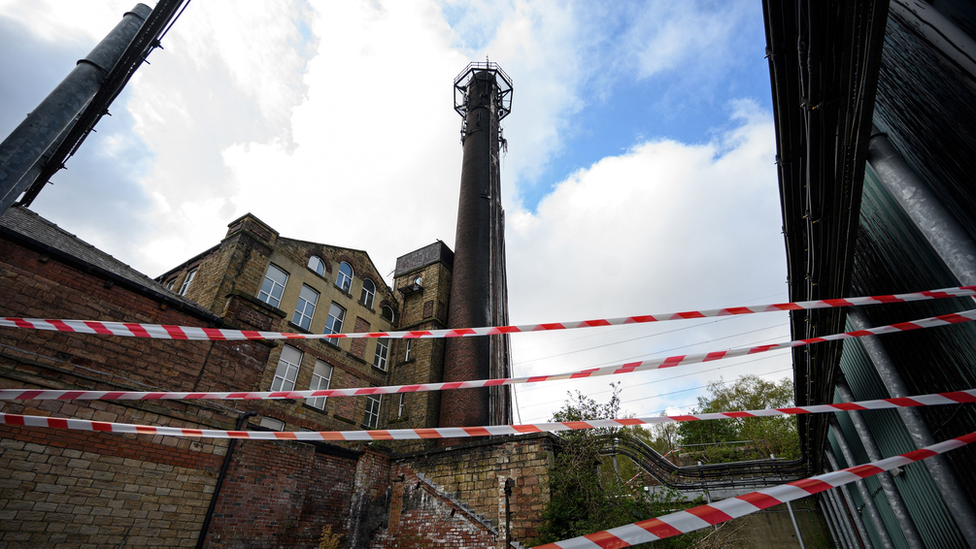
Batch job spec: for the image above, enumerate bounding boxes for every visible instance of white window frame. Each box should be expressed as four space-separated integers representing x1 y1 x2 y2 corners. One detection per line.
307 255 325 276
361 278 375 309
325 302 345 336
336 261 353 293
381 305 395 324
271 345 302 392
260 417 285 431
397 393 405 419
258 264 288 308
307 360 333 410
404 339 412 361
364 392 381 429
373 338 389 371
179 268 197 296
292 284 319 330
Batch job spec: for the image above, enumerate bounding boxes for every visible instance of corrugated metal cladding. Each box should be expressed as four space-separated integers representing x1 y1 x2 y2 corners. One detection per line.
831 157 976 546
872 11 976 245
834 348 961 548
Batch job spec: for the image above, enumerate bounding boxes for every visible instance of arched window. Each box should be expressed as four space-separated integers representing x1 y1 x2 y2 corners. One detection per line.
336 261 353 292
381 305 395 324
307 256 325 276
360 278 375 309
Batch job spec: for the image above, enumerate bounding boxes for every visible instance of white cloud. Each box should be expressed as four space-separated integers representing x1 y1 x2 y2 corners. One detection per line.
507 100 790 421
2 1 788 423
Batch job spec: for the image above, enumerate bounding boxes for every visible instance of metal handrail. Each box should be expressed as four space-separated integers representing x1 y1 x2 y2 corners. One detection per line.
590 432 806 490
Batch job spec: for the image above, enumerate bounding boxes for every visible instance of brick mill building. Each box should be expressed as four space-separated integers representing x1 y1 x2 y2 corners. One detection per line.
0 61 548 548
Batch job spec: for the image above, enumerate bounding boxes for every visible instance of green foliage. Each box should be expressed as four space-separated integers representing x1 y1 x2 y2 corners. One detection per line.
678 375 800 463
529 385 703 548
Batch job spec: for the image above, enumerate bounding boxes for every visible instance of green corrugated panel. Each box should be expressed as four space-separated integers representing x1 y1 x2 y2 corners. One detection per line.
834 350 964 548
826 422 892 549
832 166 971 547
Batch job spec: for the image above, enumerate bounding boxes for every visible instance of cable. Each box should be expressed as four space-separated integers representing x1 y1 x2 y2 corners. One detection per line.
516 325 791 394
515 316 785 366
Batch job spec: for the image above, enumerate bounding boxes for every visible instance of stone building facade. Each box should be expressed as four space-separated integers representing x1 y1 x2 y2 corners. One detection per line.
0 206 547 547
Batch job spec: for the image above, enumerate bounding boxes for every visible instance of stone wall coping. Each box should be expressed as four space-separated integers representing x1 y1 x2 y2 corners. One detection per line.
393 432 556 461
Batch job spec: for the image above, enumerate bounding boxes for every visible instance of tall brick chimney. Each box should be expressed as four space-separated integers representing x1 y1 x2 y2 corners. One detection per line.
440 63 514 429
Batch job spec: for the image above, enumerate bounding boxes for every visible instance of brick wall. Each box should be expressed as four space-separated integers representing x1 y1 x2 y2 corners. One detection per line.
349 317 370 359
372 469 498 549
203 440 362 548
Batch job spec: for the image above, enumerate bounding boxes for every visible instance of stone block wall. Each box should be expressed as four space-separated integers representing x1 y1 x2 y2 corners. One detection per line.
0 433 222 548
390 434 554 543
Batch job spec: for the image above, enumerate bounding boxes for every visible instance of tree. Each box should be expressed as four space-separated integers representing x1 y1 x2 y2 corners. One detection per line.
530 385 702 548
678 375 800 463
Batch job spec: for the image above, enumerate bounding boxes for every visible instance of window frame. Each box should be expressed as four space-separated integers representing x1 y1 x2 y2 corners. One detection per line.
259 417 285 431
372 338 389 371
292 284 319 330
179 268 197 296
325 302 346 336
397 393 405 419
336 261 353 293
307 360 333 410
381 305 395 324
271 345 303 392
364 392 382 429
360 278 375 309
404 339 412 362
307 255 326 277
258 264 289 308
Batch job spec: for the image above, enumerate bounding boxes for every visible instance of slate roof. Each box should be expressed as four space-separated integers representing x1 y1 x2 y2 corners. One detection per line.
0 205 216 318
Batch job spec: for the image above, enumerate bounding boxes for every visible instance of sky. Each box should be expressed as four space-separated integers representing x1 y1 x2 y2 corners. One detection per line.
0 0 793 426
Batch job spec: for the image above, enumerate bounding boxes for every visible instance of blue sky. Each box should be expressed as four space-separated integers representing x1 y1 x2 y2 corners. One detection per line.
0 0 792 425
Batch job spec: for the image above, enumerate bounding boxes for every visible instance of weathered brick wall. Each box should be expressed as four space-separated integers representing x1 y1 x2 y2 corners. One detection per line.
203 440 362 548
349 317 370 359
390 434 553 543
372 469 498 549
0 229 273 547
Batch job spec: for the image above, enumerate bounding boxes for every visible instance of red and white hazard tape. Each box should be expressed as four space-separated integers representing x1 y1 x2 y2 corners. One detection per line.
1 286 974 342
1 389 972 441
537 431 976 548
3 309 974 402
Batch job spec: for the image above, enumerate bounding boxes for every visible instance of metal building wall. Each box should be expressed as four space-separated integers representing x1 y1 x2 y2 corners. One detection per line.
829 160 976 547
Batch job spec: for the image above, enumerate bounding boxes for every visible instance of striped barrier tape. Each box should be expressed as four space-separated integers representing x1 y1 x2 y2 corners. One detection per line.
537 431 976 548
2 309 974 402
1 286 974 342
1 389 972 441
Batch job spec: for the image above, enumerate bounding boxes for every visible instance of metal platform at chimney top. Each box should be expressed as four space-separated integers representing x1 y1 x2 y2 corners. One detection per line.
453 61 513 120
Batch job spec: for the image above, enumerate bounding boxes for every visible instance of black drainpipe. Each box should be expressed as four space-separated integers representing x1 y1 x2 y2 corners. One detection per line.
196 411 257 549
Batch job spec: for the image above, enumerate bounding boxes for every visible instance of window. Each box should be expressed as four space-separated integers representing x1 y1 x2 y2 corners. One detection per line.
260 417 284 431
165 278 176 291
381 305 395 323
271 345 302 391
292 284 319 330
325 302 345 335
364 392 381 428
307 360 333 410
361 278 375 309
397 393 405 418
404 339 412 361
336 261 353 292
307 256 325 276
179 269 196 296
259 264 288 308
373 339 389 371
